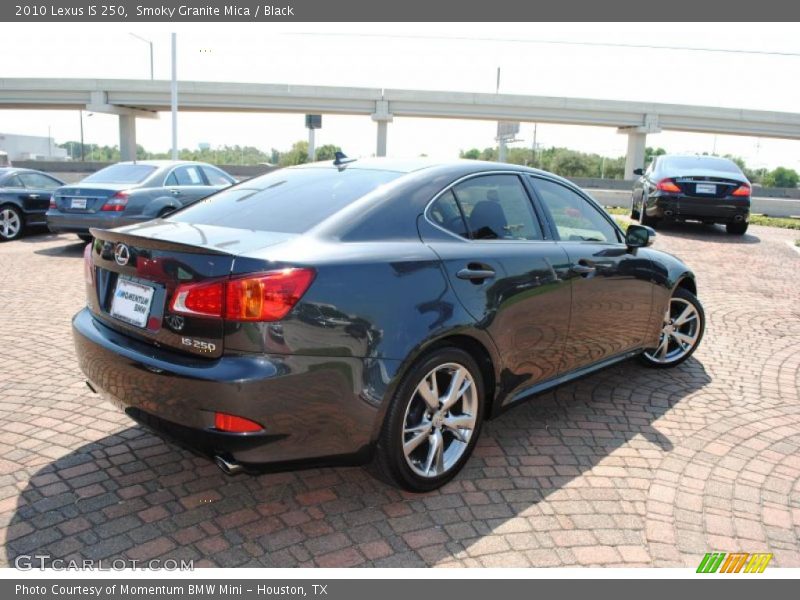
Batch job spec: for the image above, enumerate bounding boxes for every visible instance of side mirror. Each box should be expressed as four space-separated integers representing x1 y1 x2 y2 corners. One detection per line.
632 168 644 176
625 224 655 248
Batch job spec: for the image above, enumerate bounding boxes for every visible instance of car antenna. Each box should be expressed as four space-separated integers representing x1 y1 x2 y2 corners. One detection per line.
333 151 357 169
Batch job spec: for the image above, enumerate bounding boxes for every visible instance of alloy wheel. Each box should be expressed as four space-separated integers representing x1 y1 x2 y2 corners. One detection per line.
402 362 478 478
1 208 21 240
643 297 701 364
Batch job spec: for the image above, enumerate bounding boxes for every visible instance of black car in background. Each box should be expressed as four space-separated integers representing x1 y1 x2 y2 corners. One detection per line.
73 159 705 491
47 160 235 242
0 167 64 241
631 154 751 235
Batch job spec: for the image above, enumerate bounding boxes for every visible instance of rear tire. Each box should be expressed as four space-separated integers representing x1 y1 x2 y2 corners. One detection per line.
0 205 24 242
639 287 705 368
372 347 484 492
77 234 93 244
630 197 640 220
726 221 748 235
640 204 659 228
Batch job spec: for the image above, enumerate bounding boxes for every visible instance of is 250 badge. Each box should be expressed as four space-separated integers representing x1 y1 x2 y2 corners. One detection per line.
181 337 217 353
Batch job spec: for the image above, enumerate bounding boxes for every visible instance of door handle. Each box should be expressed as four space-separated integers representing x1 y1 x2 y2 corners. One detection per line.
169 189 181 195
27 194 40 199
457 267 496 281
571 264 596 275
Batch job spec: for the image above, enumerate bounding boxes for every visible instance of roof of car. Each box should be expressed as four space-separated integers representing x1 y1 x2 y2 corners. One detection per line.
114 160 210 168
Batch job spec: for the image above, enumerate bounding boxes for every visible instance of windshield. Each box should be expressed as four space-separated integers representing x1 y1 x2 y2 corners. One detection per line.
662 156 743 174
169 167 402 234
82 164 157 184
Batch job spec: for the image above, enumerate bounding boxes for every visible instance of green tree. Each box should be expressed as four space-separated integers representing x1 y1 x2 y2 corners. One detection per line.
763 166 799 188
644 146 666 166
460 148 481 160
278 141 309 166
314 144 342 161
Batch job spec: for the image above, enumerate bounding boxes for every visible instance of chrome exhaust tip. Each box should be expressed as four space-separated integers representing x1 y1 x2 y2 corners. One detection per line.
734 214 744 222
664 210 673 217
214 455 244 475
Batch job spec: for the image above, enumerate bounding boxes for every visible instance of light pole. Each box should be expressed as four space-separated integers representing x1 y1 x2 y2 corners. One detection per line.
171 33 178 160
129 33 154 80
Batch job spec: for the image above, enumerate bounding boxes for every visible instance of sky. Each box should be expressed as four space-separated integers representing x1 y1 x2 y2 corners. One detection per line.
2 22 799 170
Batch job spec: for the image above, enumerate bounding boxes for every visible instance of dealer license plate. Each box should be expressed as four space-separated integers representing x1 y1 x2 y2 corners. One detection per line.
70 197 88 209
695 183 716 195
110 278 155 329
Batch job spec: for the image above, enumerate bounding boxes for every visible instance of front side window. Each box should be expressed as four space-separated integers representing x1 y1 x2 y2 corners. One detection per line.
451 174 543 241
532 178 620 243
202 166 234 186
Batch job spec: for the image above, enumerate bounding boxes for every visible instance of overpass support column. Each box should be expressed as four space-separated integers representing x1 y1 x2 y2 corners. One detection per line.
619 114 661 180
119 114 137 161
624 131 646 180
372 100 393 157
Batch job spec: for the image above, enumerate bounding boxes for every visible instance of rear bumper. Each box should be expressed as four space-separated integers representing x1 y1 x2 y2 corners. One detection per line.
650 194 750 223
46 210 149 235
72 308 398 467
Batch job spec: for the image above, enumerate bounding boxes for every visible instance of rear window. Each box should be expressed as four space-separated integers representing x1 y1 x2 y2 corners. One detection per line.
169 167 402 233
662 156 742 174
82 164 156 184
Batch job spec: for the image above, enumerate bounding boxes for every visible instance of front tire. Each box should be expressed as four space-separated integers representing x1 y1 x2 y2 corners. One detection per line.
372 347 485 492
77 234 93 244
0 205 24 241
726 221 748 235
639 287 705 368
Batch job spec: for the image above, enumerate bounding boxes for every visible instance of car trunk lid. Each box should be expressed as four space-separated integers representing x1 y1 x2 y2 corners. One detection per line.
87 221 295 358
54 183 129 213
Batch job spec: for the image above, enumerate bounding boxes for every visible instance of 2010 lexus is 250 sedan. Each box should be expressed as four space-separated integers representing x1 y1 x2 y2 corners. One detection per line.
73 158 705 491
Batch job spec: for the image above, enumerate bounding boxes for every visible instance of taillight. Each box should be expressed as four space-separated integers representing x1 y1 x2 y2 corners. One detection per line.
83 242 94 285
215 412 263 433
656 178 681 193
100 190 130 212
225 268 315 321
169 268 315 322
49 195 56 209
732 184 751 197
170 280 224 317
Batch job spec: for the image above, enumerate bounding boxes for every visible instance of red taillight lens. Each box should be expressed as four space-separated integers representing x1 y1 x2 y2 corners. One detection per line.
83 242 94 285
100 191 129 212
49 195 56 209
215 412 263 433
170 280 224 317
169 268 315 322
225 268 315 322
656 178 681 193
732 184 751 197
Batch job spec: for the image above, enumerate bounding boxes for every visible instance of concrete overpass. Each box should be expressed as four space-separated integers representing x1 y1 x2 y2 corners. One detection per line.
2 78 800 177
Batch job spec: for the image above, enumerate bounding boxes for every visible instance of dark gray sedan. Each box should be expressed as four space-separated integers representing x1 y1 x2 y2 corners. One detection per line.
47 160 235 242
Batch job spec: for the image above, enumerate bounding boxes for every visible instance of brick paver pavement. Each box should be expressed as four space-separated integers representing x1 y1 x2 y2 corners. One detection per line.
1 224 798 568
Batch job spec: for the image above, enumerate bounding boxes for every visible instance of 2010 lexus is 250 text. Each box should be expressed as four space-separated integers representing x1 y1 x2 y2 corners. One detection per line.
73 158 705 491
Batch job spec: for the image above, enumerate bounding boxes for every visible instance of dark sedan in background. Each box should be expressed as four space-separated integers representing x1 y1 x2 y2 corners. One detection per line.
74 159 704 491
0 167 64 241
47 160 235 242
631 154 751 235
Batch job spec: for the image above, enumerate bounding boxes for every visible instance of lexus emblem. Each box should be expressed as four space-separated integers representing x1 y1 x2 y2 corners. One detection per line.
114 243 130 266
165 314 185 331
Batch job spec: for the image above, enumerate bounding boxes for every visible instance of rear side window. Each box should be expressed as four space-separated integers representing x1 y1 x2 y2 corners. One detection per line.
451 174 543 240
169 167 401 234
83 164 156 184
532 178 620 243
18 172 61 190
428 190 469 238
167 166 205 186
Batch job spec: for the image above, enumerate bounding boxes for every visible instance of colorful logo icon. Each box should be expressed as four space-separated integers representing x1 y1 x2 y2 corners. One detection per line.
697 552 772 573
